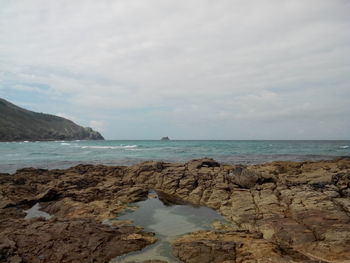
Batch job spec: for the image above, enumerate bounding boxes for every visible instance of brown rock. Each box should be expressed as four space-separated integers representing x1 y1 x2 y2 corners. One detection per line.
0 218 156 263
229 167 260 188
1 158 350 262
172 230 300 263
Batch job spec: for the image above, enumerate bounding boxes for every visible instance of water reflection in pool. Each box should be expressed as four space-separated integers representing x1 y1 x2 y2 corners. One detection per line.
111 191 231 263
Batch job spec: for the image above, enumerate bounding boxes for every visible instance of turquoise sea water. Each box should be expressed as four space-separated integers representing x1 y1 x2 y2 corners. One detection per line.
0 140 349 173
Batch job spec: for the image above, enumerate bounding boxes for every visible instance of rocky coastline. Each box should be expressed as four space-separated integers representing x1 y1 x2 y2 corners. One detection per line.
0 158 349 263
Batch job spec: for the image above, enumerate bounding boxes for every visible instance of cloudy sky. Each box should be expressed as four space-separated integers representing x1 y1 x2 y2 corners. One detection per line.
0 0 349 139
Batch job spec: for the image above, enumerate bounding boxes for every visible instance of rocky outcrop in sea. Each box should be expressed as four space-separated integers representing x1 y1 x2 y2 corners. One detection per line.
0 158 349 262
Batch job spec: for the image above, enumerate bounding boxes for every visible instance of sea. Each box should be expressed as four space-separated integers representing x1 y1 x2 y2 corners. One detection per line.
0 140 349 174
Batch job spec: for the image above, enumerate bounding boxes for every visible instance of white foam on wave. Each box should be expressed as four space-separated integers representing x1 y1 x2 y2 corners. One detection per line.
340 145 349 149
80 145 137 150
60 142 71 146
123 145 138 148
18 141 30 144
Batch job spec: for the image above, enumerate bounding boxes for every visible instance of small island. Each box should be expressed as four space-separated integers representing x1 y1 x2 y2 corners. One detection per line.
160 136 170 141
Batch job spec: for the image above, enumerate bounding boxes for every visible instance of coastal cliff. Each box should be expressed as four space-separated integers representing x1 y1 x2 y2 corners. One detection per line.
0 158 349 262
0 98 104 141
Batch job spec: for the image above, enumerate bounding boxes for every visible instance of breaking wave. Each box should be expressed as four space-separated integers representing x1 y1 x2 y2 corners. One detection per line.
340 145 349 149
80 145 138 149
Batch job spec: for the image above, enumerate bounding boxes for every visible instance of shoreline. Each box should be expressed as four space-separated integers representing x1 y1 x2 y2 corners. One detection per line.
1 158 350 262
2 140 349 174
1 154 346 175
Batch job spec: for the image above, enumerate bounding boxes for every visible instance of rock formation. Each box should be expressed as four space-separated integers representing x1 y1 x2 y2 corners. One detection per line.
0 158 349 262
0 98 104 141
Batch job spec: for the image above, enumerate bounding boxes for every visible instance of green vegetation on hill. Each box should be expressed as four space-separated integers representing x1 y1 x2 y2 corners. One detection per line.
0 98 104 141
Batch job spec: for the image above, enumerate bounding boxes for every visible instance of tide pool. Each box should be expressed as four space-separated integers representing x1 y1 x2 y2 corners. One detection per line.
112 191 232 263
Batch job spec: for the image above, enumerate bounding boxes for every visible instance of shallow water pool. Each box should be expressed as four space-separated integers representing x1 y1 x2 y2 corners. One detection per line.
111 191 231 262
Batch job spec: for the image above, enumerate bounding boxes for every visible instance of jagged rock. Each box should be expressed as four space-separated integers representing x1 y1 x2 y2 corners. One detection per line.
0 218 156 263
172 230 313 263
1 158 350 262
229 167 260 188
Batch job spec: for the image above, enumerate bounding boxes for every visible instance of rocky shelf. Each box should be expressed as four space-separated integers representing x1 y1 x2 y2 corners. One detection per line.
0 158 349 262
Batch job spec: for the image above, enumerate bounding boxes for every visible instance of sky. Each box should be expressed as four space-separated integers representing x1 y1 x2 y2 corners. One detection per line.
0 0 349 140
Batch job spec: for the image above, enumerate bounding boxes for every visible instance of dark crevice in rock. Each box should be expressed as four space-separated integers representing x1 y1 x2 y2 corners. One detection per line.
1 158 350 262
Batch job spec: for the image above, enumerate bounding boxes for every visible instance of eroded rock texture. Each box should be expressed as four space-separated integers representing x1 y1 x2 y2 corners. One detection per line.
0 218 155 263
1 158 350 262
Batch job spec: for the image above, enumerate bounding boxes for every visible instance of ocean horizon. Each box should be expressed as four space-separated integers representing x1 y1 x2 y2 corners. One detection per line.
1 139 349 174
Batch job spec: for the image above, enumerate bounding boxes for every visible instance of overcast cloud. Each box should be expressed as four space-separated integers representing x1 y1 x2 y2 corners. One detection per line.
0 0 349 139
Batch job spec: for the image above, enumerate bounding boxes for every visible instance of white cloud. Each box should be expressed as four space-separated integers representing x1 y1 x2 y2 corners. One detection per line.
56 112 78 122
0 0 349 139
89 120 106 132
12 84 44 93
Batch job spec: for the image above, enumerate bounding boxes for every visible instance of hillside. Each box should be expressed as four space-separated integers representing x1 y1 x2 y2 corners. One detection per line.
0 98 104 141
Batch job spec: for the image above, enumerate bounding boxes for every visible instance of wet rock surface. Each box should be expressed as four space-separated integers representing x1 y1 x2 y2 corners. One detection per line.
0 158 350 262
